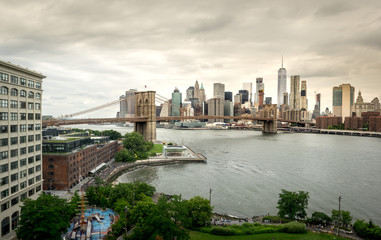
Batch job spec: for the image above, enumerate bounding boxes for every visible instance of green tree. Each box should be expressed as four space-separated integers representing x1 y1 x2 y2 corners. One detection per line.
16 193 72 240
332 210 352 228
277 189 309 220
311 211 332 225
186 196 213 227
115 149 135 162
124 132 148 153
102 130 122 140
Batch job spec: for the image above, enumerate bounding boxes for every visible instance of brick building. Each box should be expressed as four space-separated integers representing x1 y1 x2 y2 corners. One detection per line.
369 116 381 132
361 112 380 124
344 117 364 130
316 116 342 129
42 136 120 190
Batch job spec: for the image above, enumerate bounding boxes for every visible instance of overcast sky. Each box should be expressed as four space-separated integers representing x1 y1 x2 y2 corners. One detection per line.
1 0 380 117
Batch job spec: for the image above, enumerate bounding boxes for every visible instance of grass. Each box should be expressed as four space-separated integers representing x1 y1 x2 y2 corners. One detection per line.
150 144 163 154
189 230 351 240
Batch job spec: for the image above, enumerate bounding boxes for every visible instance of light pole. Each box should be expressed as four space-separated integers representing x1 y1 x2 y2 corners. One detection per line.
125 206 129 236
337 196 342 237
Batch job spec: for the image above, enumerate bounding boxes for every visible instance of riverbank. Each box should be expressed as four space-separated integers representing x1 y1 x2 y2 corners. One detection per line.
279 127 381 137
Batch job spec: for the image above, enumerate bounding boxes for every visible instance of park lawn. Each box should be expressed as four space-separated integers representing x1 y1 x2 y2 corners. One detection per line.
189 230 350 240
150 144 163 154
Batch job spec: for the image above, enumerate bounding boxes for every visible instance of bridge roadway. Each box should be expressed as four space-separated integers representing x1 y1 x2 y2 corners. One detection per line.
42 115 306 127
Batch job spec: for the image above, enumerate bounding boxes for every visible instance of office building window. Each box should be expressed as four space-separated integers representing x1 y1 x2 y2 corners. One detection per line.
20 101 26 109
20 136 26 143
11 197 19 206
0 125 7 133
36 175 41 181
35 144 41 151
0 113 8 120
36 92 41 99
0 138 7 146
20 193 27 201
0 73 9 82
0 176 8 186
1 189 9 199
20 124 26 132
10 161 18 170
35 124 41 130
20 170 26 179
28 91 34 98
27 80 34 88
0 100 8 108
10 137 17 145
20 90 26 97
10 89 18 96
20 78 26 86
11 173 18 182
0 87 8 95
20 181 27 190
10 149 17 157
11 211 19 230
35 82 41 89
35 154 41 162
11 76 18 84
28 113 33 120
0 151 8 160
10 125 17 132
1 202 9 212
10 113 17 120
28 156 34 164
28 178 34 186
35 134 41 141
28 189 34 197
28 124 33 131
20 147 26 155
20 159 26 166
35 103 40 110
10 185 18 194
20 113 26 120
35 113 41 120
28 135 34 142
28 145 34 153
36 165 41 172
28 103 33 110
36 185 41 192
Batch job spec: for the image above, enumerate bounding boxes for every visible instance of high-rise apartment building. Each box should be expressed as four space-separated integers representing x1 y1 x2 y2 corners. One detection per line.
289 75 300 110
333 84 355 120
283 92 289 106
171 88 182 116
213 83 225 99
300 81 308 110
243 82 253 104
234 94 241 104
194 80 200 100
255 78 264 103
277 58 287 107
224 101 234 123
312 93 321 119
119 89 136 118
0 60 45 239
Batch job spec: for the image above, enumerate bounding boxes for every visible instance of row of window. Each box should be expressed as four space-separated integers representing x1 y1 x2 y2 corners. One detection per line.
1 100 41 110
0 145 41 160
0 87 41 99
0 124 41 132
0 72 41 89
0 101 40 111
0 211 19 237
0 134 41 147
5 113 41 121
1 176 41 199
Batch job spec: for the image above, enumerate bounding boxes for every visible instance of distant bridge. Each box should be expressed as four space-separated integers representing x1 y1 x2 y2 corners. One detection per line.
43 91 307 141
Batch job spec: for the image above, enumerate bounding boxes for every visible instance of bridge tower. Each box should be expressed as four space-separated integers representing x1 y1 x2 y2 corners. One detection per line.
262 104 278 133
134 91 156 141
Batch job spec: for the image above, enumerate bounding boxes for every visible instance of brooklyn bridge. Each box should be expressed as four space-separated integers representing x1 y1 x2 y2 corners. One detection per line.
43 91 307 141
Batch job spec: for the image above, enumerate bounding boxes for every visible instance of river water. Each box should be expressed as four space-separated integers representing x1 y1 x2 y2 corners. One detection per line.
73 125 381 224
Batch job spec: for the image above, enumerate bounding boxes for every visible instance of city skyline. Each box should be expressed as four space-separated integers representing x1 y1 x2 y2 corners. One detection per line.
1 0 381 117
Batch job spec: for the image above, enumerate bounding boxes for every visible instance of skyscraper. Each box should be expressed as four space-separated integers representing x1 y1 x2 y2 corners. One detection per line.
213 83 225 99
300 80 308 110
312 93 321 119
194 80 200 100
238 90 249 104
224 91 232 101
199 83 206 103
171 88 182 116
283 92 289 106
207 98 224 123
185 86 194 101
265 97 272 105
333 84 355 120
0 60 45 239
243 82 253 104
290 75 300 110
277 57 287 107
255 78 264 103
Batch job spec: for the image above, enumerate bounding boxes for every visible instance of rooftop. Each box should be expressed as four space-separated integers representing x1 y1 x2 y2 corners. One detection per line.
0 59 46 79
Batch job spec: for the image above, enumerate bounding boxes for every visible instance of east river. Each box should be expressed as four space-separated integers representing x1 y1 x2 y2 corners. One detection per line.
73 125 381 224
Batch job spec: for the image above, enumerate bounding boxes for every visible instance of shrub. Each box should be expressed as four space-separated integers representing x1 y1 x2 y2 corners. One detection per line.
210 227 236 236
354 220 381 239
281 222 307 233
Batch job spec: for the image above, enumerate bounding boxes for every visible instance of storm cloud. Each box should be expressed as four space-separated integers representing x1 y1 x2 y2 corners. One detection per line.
1 0 380 117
